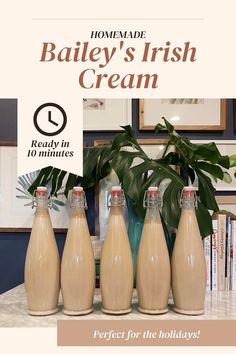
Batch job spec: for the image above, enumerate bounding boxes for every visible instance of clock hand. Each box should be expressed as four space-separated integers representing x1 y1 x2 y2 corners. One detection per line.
48 111 59 126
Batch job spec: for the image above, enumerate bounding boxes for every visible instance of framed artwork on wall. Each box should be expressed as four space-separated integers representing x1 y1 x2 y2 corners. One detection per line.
192 140 236 191
0 147 69 231
83 98 131 131
94 139 175 239
139 99 226 131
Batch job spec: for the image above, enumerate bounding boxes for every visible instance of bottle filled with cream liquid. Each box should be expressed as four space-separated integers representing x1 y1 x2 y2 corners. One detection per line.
171 186 207 315
61 186 95 315
100 186 133 314
136 187 171 314
24 186 60 316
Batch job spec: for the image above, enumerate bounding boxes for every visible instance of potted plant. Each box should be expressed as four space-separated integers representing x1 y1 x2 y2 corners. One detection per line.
24 118 236 270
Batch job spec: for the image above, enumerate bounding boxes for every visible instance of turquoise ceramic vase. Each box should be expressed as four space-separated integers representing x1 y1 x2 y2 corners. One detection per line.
126 196 144 284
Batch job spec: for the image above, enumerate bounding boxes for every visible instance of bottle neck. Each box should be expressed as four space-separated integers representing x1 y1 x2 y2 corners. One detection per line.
145 204 161 220
181 195 196 210
110 204 124 214
35 195 49 211
70 193 87 209
144 191 161 221
109 190 125 209
71 205 86 216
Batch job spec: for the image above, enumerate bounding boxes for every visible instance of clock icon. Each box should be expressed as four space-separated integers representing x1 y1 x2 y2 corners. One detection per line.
33 103 67 136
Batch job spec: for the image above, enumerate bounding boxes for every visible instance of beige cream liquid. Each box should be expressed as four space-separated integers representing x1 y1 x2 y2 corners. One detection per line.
171 188 207 315
61 188 95 315
137 188 170 314
24 188 60 315
100 187 133 314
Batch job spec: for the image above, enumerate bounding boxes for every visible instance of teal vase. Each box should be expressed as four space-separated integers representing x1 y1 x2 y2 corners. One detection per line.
126 196 144 284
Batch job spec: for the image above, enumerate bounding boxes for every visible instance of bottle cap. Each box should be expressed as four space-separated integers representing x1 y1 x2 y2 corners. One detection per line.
111 185 122 196
108 186 125 207
143 186 161 208
70 186 87 208
72 186 83 195
36 186 48 196
182 186 195 196
147 186 160 196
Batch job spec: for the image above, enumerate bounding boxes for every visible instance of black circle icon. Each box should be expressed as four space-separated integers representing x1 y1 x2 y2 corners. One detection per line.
33 103 67 136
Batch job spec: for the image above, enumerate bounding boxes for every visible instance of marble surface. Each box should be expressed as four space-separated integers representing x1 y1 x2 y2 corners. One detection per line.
0 285 236 327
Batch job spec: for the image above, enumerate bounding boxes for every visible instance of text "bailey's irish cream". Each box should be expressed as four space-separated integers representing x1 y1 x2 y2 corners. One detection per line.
39 41 197 89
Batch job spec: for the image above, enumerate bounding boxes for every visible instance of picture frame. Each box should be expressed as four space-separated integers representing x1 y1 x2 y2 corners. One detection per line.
0 140 17 147
192 140 236 191
0 147 68 232
94 139 176 239
83 98 131 131
234 99 236 131
139 99 226 131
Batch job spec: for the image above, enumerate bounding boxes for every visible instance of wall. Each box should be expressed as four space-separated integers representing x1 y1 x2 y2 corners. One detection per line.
0 233 66 294
0 99 17 143
0 99 235 294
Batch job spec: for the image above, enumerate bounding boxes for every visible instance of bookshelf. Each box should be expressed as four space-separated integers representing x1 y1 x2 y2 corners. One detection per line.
204 214 236 291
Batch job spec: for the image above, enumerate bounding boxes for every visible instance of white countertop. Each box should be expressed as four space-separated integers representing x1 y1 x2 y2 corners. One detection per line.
0 285 236 327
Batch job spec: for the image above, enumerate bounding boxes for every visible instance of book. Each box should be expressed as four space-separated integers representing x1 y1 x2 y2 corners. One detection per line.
204 235 211 291
217 214 227 291
225 217 231 290
231 220 236 290
211 219 218 291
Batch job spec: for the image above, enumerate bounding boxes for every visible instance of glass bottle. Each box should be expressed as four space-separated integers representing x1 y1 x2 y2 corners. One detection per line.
171 186 207 315
100 186 133 314
24 186 60 315
61 186 95 315
136 187 170 314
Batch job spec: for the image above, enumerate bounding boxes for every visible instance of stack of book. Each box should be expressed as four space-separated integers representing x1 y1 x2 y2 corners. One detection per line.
204 214 236 291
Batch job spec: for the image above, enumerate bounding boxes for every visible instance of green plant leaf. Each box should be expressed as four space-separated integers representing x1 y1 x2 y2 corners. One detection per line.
64 173 78 197
230 154 236 167
54 170 67 196
163 117 174 133
52 199 65 206
196 202 213 238
111 150 145 183
155 122 165 132
196 170 218 211
196 161 224 180
217 155 230 169
120 125 135 136
223 171 232 183
122 160 185 222
28 166 53 195
161 181 182 228
50 168 61 196
191 142 221 164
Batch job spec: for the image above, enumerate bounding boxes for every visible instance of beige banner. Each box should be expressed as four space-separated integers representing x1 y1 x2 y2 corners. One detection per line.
57 320 236 346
